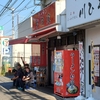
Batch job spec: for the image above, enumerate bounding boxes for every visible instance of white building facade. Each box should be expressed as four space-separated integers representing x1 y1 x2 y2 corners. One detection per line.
12 17 32 66
66 0 100 100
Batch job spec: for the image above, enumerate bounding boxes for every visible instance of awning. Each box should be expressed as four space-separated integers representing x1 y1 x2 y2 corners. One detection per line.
9 26 57 45
9 37 28 45
28 26 56 42
30 27 56 38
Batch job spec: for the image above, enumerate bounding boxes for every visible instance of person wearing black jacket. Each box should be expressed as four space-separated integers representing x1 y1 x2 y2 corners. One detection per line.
13 63 24 90
11 69 17 87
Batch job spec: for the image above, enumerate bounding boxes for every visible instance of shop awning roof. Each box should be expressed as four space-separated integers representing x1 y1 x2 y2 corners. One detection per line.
9 37 28 45
28 26 56 42
30 26 56 38
9 26 57 45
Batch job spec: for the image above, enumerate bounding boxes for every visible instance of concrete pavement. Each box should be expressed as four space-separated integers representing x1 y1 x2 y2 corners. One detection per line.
0 76 74 100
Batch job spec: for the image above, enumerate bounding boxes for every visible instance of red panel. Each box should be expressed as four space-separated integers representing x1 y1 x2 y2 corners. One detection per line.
40 42 46 66
9 37 28 45
10 27 56 45
31 42 46 67
32 2 55 31
29 27 56 38
54 50 80 97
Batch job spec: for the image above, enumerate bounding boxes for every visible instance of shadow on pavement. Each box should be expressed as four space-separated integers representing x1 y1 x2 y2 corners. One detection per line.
9 90 54 100
0 76 56 100
0 82 13 90
0 76 74 100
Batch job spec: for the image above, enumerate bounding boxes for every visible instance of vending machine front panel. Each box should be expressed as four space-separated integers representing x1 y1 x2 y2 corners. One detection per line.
54 50 80 97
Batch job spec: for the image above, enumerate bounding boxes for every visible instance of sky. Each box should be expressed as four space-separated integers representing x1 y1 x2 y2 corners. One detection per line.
0 0 41 37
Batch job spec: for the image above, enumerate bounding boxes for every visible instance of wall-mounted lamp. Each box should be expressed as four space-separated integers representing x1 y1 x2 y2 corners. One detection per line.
57 33 61 39
73 31 77 36
57 35 61 39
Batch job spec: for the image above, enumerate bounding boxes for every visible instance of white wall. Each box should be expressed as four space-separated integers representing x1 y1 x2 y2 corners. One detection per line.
18 17 33 38
13 44 31 66
55 0 66 32
13 17 33 67
85 27 100 100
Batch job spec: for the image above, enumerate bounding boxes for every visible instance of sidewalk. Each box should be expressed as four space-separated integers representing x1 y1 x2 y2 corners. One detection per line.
0 76 74 100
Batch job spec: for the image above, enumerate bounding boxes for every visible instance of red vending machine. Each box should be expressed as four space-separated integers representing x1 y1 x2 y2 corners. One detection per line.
54 50 80 97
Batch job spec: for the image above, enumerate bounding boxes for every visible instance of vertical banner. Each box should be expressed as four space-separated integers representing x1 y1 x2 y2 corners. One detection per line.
91 41 95 92
79 41 85 96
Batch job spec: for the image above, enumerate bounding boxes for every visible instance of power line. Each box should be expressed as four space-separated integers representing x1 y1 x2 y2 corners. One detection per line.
15 0 33 14
4 6 38 36
1 0 18 16
3 1 41 36
1 0 33 25
0 0 12 16
14 0 25 11
2 18 12 26
8 0 18 9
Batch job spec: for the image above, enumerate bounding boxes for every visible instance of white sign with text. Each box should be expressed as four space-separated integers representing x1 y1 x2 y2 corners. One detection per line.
67 0 100 28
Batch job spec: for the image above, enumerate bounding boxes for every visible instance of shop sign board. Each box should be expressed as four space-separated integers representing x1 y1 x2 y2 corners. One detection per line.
32 2 55 31
67 0 100 28
1 38 11 55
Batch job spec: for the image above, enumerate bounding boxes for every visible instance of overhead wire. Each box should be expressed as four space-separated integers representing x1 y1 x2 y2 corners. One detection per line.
8 0 18 9
0 0 17 19
4 1 41 36
14 0 26 12
0 0 25 18
0 0 12 16
2 0 32 26
2 18 12 26
0 1 33 21
1 0 18 16
14 3 40 36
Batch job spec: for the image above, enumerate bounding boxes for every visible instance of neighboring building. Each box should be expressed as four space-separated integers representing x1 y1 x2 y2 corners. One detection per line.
18 17 33 37
11 17 33 67
66 0 100 100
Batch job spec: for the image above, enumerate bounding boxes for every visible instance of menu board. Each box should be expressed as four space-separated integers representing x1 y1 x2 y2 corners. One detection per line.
94 47 99 77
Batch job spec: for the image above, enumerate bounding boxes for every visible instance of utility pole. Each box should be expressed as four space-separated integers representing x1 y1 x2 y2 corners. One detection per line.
11 8 15 39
